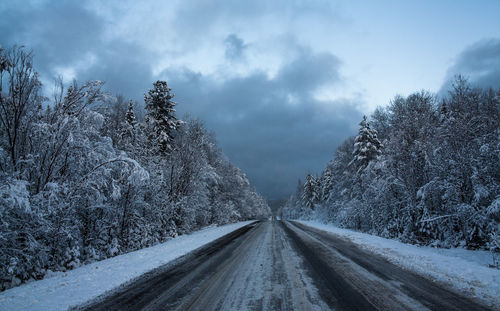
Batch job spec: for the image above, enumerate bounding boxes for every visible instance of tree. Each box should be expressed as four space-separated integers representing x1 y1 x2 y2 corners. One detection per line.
370 106 390 142
125 100 137 128
282 78 499 252
144 81 182 155
0 45 271 291
0 46 43 173
302 173 318 209
349 116 382 173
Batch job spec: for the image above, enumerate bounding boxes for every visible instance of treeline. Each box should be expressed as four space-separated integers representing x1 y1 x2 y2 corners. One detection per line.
283 77 499 251
0 46 270 290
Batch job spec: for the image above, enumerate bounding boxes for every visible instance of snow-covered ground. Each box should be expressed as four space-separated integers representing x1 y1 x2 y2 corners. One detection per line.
0 221 255 311
297 220 500 309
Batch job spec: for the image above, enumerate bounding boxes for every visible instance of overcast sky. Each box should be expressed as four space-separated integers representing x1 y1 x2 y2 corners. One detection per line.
1 0 500 199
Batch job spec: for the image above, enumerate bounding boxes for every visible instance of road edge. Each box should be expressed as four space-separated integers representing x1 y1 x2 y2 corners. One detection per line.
70 221 259 310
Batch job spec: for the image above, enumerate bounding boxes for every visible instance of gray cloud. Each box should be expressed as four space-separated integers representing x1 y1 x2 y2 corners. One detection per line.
441 38 500 94
77 40 155 101
1 1 362 199
164 47 361 199
170 0 341 41
276 49 341 94
0 1 104 75
224 34 246 61
1 1 155 101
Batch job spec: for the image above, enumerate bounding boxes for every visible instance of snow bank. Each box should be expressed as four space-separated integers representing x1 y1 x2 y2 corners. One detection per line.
297 220 500 309
0 221 255 311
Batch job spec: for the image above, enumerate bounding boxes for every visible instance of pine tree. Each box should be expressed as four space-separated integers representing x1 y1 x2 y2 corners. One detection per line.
302 173 318 209
144 81 182 154
349 116 382 173
320 167 334 201
125 100 137 128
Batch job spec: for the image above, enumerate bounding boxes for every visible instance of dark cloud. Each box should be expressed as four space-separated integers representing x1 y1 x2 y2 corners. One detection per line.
1 2 155 100
441 38 500 93
164 48 361 199
0 1 104 75
77 40 155 101
275 49 341 94
171 1 340 37
1 1 362 199
224 34 246 60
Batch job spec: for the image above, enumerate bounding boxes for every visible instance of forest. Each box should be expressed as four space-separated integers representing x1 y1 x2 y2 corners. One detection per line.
0 46 270 290
283 77 500 252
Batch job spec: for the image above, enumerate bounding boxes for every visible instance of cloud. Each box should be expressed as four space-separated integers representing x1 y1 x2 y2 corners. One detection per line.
440 38 500 93
0 1 362 199
224 34 246 61
0 1 104 76
76 40 156 101
163 46 361 199
0 1 156 100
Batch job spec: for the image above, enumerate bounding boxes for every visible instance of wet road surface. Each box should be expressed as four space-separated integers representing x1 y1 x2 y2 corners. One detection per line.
80 221 491 311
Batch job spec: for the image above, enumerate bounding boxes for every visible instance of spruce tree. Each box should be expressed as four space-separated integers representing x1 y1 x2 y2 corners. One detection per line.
302 173 318 209
125 100 137 128
320 167 334 201
144 81 182 154
350 115 382 173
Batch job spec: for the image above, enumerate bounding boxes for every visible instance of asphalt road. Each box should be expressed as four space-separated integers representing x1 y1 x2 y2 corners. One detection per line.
79 220 491 311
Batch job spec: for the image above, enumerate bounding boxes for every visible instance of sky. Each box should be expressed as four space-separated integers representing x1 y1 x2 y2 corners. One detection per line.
1 0 500 200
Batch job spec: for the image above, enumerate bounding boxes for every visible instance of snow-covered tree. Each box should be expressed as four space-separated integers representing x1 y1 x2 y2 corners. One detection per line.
144 81 182 154
370 106 390 142
349 116 382 173
125 100 137 128
302 173 319 209
283 80 499 251
0 46 43 173
0 46 270 290
320 166 335 201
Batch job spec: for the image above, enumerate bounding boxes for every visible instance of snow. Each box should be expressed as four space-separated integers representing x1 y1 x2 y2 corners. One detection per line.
0 221 254 311
172 221 329 310
297 220 500 309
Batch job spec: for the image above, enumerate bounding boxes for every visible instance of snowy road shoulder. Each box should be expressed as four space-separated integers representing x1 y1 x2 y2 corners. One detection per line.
0 221 255 311
296 220 500 309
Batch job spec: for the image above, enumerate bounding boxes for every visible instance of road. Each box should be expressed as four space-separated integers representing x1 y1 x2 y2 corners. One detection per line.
80 221 490 311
